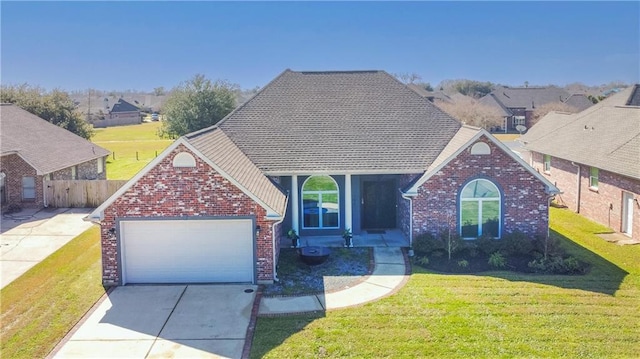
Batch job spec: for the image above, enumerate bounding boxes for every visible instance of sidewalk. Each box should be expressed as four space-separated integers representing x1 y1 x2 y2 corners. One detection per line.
258 247 408 315
0 207 95 288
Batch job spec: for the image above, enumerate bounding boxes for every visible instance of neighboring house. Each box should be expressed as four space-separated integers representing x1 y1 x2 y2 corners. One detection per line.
93 98 141 128
0 104 110 210
407 84 453 103
521 85 640 241
479 86 593 132
87 70 559 286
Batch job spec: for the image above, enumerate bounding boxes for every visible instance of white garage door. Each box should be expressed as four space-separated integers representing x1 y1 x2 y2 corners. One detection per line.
120 219 254 284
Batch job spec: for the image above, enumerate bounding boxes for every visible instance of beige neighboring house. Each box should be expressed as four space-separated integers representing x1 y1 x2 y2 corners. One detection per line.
522 85 640 242
0 104 110 210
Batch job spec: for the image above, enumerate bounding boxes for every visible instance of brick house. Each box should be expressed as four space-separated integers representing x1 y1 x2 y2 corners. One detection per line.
93 98 141 128
88 70 558 286
478 86 593 132
522 85 640 242
0 104 110 210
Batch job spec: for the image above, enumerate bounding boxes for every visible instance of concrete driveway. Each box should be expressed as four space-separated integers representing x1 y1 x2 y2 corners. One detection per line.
51 285 258 359
0 207 95 288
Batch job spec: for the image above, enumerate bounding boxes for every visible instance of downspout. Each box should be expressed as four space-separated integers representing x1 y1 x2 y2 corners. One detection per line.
570 162 581 213
42 176 48 208
400 191 414 257
270 193 289 283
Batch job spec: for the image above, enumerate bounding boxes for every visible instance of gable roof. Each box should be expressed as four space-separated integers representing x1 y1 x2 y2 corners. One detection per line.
478 93 513 117
481 86 571 111
216 70 462 175
110 98 140 113
521 85 640 180
562 93 594 112
185 127 287 216
407 84 453 103
87 129 287 222
0 104 110 175
405 126 559 195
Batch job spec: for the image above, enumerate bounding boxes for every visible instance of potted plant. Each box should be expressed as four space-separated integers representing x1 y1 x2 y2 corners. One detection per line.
287 228 300 248
342 228 353 247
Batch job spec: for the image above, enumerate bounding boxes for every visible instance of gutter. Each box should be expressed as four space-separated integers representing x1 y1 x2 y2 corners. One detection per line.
269 193 289 283
400 190 415 256
570 162 581 213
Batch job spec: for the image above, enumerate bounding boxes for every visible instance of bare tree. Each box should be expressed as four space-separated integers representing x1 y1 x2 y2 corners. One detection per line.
436 101 503 130
530 102 578 127
394 72 422 84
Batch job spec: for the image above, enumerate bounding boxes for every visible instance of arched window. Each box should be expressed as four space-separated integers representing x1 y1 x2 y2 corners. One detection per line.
460 179 501 238
302 176 339 229
173 152 196 168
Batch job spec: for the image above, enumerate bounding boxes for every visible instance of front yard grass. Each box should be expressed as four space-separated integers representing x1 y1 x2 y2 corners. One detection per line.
251 208 640 358
92 121 172 180
0 226 105 359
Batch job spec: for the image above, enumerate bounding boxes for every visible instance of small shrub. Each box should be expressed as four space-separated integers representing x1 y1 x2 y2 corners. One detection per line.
488 251 506 268
476 235 501 255
527 256 587 274
457 259 469 268
417 256 429 266
413 233 444 255
501 231 534 256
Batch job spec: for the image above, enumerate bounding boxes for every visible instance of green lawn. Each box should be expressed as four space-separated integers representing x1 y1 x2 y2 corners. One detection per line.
0 227 105 359
493 133 521 142
92 121 172 179
251 207 640 358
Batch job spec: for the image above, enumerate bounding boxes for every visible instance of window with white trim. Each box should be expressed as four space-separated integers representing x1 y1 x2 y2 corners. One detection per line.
460 179 501 239
512 116 526 127
589 167 599 189
543 154 551 173
97 157 104 174
22 176 36 200
71 165 77 180
302 176 339 229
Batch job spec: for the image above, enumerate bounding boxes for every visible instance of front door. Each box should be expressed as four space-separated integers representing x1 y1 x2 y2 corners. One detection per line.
361 179 396 229
622 192 634 237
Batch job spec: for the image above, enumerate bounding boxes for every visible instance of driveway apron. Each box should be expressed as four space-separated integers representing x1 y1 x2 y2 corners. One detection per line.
52 284 257 359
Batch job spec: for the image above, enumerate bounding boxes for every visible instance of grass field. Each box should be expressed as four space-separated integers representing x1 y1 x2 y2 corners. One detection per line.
0 227 105 359
493 133 521 142
92 121 172 179
251 207 640 358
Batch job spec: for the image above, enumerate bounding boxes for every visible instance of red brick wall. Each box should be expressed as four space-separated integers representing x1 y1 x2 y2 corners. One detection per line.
413 136 551 239
0 154 44 209
531 152 640 241
100 144 276 285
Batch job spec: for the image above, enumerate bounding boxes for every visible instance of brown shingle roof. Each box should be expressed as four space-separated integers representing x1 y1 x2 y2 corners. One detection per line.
482 86 571 111
186 128 287 216
0 104 110 174
522 86 640 180
216 70 462 175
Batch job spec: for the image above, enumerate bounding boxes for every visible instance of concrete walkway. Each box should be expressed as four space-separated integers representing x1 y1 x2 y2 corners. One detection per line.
1 207 95 289
259 247 408 315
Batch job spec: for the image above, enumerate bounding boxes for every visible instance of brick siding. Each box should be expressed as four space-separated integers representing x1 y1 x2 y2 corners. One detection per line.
412 136 551 240
531 152 640 241
1 154 107 210
100 144 277 286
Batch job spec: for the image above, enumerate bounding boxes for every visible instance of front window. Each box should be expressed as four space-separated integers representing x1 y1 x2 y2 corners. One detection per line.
460 179 501 239
590 167 599 189
22 176 36 200
543 154 551 173
302 176 339 229
512 116 526 127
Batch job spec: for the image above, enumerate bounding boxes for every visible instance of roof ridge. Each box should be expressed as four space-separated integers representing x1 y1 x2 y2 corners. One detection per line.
296 70 381 74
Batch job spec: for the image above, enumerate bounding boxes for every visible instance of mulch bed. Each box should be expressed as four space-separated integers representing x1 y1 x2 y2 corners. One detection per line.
263 247 372 296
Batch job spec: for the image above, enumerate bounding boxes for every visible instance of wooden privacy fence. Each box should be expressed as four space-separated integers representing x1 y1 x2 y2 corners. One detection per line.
45 180 128 208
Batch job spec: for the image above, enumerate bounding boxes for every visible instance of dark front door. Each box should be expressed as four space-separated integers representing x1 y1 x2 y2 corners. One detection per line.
361 179 396 229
